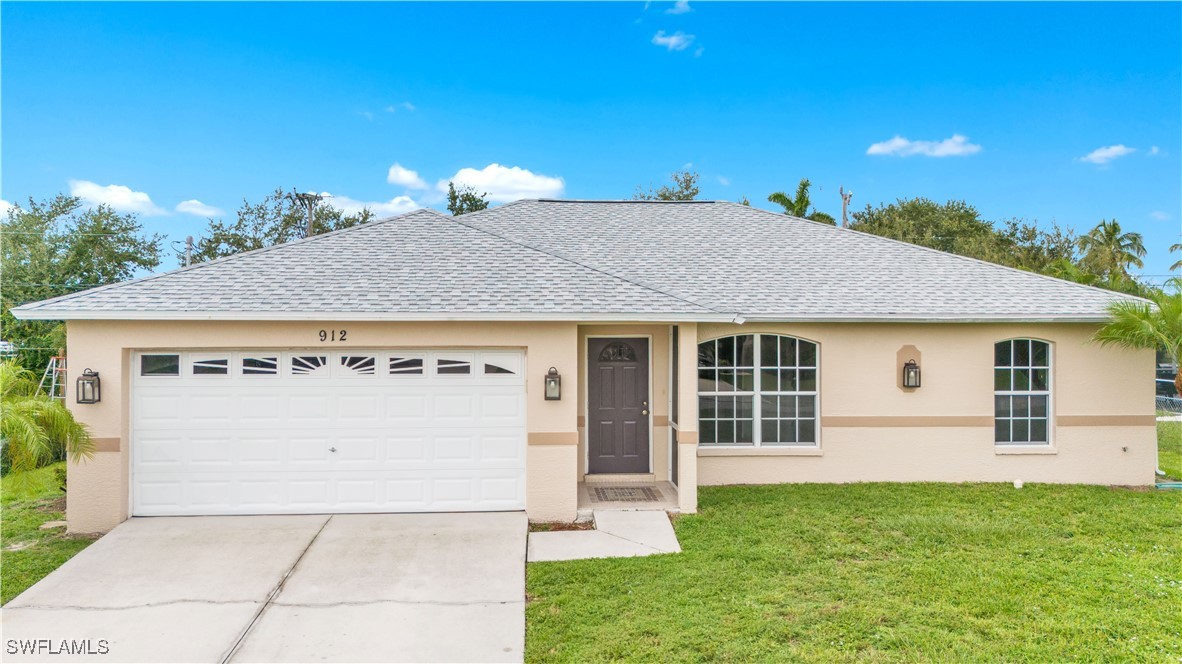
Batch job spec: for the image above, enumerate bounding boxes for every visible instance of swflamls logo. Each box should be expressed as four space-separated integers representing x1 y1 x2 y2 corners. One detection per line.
5 639 110 655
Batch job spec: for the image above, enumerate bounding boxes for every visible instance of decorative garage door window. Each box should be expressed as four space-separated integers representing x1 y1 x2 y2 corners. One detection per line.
340 355 376 376
994 339 1051 444
141 354 180 376
291 355 328 376
698 334 819 446
134 351 520 380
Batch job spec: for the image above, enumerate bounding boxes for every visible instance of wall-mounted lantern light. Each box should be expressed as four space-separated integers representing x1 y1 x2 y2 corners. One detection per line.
544 367 562 400
76 368 101 404
902 359 921 389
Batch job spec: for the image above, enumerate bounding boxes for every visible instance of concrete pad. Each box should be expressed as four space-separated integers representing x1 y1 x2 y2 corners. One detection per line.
7 515 328 608
265 512 525 605
527 510 681 562
528 529 664 562
0 602 261 663
230 601 521 663
593 510 681 553
229 512 527 663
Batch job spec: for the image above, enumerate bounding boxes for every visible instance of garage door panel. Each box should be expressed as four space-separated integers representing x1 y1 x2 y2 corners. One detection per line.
133 349 526 516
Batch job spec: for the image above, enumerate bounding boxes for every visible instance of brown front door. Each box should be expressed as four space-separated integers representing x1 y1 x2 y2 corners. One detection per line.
588 337 650 474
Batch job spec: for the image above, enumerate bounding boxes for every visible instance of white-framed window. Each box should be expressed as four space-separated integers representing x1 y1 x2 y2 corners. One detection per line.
140 353 180 377
994 339 1052 445
698 334 819 446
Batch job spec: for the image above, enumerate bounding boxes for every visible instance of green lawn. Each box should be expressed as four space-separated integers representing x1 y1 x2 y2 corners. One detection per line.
527 483 1182 662
1159 419 1182 480
1 464 98 605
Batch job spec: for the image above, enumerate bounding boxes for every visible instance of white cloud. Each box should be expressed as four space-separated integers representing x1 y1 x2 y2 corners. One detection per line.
175 199 223 217
0 199 14 217
436 163 565 203
652 30 694 52
694 46 705 57
866 134 982 158
358 110 375 121
1080 144 1135 164
1148 145 1161 156
384 101 416 113
68 179 167 215
1150 211 1170 221
387 163 428 189
717 176 731 186
666 1 692 14
323 193 421 217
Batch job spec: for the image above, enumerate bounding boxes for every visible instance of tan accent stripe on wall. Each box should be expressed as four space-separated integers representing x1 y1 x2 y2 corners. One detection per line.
822 416 993 428
93 437 121 452
677 430 699 444
1057 415 1156 427
653 415 669 427
528 432 579 446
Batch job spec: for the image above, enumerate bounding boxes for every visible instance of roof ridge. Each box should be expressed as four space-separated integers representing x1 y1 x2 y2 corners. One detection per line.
722 201 1145 303
441 206 733 316
16 208 445 311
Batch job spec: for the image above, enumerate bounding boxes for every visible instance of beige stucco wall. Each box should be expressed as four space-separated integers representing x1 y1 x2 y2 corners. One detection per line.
63 319 581 533
695 322 1157 487
576 325 673 480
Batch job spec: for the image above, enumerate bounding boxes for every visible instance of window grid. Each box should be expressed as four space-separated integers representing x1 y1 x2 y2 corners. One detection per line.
698 334 818 447
994 339 1051 445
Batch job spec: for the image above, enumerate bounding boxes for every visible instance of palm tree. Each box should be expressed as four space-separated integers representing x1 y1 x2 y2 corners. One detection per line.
1 361 93 477
768 179 836 225
1170 242 1181 272
1093 291 1182 395
1077 219 1146 280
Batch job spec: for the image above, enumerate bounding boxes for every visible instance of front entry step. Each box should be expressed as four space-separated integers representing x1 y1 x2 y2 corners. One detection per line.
584 473 656 485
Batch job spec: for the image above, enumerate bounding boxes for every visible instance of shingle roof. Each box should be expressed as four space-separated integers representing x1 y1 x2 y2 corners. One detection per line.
13 200 1136 322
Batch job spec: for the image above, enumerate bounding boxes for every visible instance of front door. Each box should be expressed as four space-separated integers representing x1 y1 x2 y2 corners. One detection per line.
588 337 650 474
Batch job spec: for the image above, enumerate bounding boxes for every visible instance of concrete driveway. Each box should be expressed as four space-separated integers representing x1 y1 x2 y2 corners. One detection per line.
1 513 527 663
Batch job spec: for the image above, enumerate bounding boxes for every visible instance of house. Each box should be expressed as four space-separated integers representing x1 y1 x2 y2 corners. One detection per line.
12 200 1156 533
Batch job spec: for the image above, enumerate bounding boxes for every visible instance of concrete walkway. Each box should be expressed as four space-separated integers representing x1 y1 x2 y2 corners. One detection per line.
2 513 527 663
527 510 681 562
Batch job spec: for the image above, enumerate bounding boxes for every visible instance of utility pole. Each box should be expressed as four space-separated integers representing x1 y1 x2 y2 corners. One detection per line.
184 236 193 267
839 186 853 228
288 191 324 238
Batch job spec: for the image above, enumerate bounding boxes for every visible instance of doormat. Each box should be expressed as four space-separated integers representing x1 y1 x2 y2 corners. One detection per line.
592 486 662 502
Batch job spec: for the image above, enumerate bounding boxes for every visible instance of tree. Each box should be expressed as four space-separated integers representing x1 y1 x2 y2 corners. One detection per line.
1077 219 1146 282
1 195 162 372
1093 291 1182 395
446 182 490 216
188 188 374 264
767 179 835 224
849 198 1000 256
634 170 700 201
1 361 93 479
1170 242 1181 272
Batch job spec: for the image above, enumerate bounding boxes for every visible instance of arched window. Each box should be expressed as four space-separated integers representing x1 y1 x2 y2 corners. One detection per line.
994 339 1051 445
698 334 818 446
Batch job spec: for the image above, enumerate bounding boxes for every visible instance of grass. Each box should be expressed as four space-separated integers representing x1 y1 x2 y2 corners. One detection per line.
527 483 1182 662
1 463 98 605
1158 419 1182 481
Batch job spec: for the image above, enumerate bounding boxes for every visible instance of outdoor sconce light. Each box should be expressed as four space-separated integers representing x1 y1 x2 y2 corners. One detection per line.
76 369 101 404
544 367 562 400
902 360 921 389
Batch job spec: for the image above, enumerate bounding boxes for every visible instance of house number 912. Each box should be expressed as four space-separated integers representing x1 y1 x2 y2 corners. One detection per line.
319 329 347 342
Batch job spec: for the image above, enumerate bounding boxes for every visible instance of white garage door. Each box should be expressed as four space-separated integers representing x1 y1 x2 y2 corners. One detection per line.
131 349 526 516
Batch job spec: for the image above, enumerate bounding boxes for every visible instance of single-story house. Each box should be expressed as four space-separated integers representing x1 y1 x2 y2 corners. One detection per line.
13 200 1155 533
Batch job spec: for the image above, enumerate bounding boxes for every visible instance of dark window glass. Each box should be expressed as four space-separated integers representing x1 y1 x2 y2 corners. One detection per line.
798 342 817 368
243 357 278 375
141 354 180 376
192 358 228 375
738 335 755 367
760 335 778 368
484 363 514 375
389 357 424 375
1032 342 1048 366
437 359 471 375
341 355 376 375
292 355 327 375
718 337 735 368
779 337 796 367
798 419 816 444
700 419 716 444
698 340 716 368
1015 340 1031 366
995 341 1011 367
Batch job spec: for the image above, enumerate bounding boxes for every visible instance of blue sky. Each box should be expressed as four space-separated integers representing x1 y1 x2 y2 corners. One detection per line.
3 2 1180 278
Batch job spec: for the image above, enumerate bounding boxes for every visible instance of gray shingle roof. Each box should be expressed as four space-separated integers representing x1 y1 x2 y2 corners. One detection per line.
13 201 1135 321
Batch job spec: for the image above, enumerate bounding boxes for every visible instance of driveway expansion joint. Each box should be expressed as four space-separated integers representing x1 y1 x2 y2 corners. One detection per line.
9 599 261 611
220 515 332 664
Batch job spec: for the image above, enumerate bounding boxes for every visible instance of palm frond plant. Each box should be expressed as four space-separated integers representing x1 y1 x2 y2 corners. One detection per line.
1092 291 1182 394
1 361 94 484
